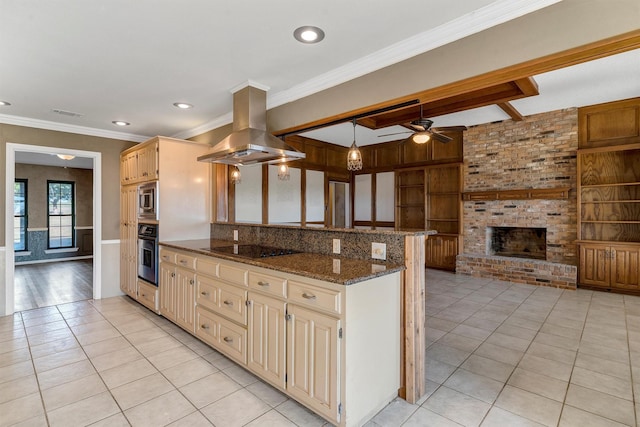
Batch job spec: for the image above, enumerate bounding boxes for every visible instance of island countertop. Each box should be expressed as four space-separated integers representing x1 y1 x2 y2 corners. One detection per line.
159 239 405 285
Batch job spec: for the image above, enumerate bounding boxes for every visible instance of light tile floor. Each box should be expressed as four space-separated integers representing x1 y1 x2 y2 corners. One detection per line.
2 269 640 426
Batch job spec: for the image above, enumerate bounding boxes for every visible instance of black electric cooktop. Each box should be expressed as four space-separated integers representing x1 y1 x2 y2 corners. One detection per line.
204 244 300 259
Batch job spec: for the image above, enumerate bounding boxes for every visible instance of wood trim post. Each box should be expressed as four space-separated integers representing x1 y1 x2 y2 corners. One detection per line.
402 234 426 403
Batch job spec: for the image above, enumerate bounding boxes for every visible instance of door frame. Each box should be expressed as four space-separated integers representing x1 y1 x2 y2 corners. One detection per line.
5 143 102 315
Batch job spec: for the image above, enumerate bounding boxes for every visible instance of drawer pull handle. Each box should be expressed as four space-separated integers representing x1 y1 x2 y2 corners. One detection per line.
179 260 187 265
189 279 194 285
257 281 270 287
200 291 209 296
302 293 316 300
223 336 233 343
171 273 175 278
223 300 233 306
201 324 210 330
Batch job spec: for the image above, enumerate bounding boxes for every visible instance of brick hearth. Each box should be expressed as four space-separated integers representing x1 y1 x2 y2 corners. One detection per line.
456 108 578 289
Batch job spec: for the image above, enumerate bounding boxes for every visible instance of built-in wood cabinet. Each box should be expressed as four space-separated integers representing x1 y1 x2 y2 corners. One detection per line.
396 164 462 270
158 246 400 426
577 98 640 294
119 185 138 298
159 248 197 332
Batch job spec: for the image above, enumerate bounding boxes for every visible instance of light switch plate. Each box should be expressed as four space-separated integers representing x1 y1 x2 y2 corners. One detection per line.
372 242 386 260
233 230 238 241
332 239 341 254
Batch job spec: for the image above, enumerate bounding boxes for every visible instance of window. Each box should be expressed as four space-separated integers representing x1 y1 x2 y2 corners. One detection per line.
14 179 27 251
47 181 74 249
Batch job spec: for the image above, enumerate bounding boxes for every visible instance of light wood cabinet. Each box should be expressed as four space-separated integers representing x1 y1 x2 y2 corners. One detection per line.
287 303 341 423
159 248 197 332
119 185 137 298
120 151 139 184
157 248 400 426
137 279 159 312
136 141 158 181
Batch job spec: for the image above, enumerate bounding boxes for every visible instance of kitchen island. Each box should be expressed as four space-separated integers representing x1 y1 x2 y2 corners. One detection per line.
157 239 404 427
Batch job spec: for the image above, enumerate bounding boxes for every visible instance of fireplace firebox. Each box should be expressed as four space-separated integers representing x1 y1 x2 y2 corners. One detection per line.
487 227 546 260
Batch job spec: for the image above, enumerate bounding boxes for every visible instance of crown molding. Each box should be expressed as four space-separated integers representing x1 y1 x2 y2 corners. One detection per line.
171 111 233 140
0 113 149 142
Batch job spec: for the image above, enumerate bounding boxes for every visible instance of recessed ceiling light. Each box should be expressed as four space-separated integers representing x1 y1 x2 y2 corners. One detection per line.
0 101 11 106
173 102 193 109
293 26 325 44
112 120 130 126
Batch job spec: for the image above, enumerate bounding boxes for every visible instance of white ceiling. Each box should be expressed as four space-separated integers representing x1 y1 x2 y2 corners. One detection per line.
1 0 638 153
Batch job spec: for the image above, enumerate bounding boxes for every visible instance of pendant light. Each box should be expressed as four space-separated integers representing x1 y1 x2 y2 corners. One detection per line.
230 166 241 184
277 162 290 181
347 118 363 171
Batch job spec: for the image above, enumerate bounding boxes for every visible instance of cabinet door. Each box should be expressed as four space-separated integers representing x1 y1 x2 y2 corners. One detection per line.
426 235 458 271
175 267 196 333
611 246 640 290
247 292 286 389
120 186 138 298
286 304 340 424
138 143 158 181
122 152 138 184
579 244 610 288
160 263 177 321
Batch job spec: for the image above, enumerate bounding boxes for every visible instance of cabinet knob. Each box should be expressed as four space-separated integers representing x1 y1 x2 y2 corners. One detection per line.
257 281 270 287
223 300 233 306
190 279 194 285
171 272 175 278
200 291 209 296
223 336 233 343
201 324 209 330
302 293 316 300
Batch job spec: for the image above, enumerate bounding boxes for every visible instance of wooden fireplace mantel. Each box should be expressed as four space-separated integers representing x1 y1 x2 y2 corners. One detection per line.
462 187 571 201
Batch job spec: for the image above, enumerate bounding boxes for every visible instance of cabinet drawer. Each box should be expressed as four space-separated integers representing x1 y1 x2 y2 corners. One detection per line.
176 252 197 270
196 276 219 312
197 256 219 278
159 248 177 264
137 280 158 312
195 307 247 364
219 263 248 286
249 271 287 298
288 281 342 316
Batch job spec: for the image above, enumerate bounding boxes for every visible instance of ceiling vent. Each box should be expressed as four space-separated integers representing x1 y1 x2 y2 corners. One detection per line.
51 109 83 118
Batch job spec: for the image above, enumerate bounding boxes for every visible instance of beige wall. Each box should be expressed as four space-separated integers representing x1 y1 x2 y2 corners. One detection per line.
15 164 93 228
0 123 136 244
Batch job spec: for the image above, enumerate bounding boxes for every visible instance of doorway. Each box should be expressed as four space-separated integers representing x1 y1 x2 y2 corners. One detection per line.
5 143 102 316
329 181 350 228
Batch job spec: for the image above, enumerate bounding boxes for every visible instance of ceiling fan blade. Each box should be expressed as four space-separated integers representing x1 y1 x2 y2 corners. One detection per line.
431 132 453 143
432 125 468 132
377 131 413 138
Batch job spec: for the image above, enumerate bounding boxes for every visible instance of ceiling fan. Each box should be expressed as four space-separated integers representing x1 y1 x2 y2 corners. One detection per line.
378 105 466 144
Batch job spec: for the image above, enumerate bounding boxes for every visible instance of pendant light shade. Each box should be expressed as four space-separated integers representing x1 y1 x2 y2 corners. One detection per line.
347 118 363 171
230 166 241 184
277 163 290 181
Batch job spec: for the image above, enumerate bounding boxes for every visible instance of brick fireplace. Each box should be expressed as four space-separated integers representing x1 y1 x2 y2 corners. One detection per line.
456 108 578 289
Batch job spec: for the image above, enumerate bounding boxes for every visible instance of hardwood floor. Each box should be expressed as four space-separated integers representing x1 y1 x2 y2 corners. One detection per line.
14 259 93 312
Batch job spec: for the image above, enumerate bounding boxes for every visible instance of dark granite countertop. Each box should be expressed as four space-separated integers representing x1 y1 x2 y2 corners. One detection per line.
159 239 405 285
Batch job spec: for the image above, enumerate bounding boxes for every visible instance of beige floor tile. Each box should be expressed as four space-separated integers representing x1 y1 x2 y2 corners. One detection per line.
91 346 143 372
427 343 472 367
495 324 537 341
21 312 64 327
369 397 417 426
26 327 74 347
24 319 68 337
180 372 241 408
201 388 271 427
0 374 39 405
425 357 457 384
451 324 493 341
47 391 120 427
167 410 215 426
461 354 515 383
246 380 289 407
0 337 29 355
539 322 582 340
244 409 296 427
507 368 568 402
147 345 199 370
444 368 504 403
0 346 31 368
162 357 219 387
82 336 132 358
517 354 573 382
275 398 328 427
559 405 629 427
427 316 460 332
473 342 523 366
481 407 545 427
36 359 96 390
99 357 157 389
424 386 491 427
485 332 531 352
574 352 631 380
438 333 483 353
124 389 195 426
11 414 49 427
526 342 576 365
579 340 631 364
33 346 87 373
462 316 502 332
41 373 107 411
86 412 130 427
76 327 122 346
29 336 79 359
0 359 34 384
402 407 461 427
110 372 175 410
223 364 261 386
135 334 183 357
124 327 169 346
565 384 635 426
495 385 562 426
570 366 633 401
0 392 44 426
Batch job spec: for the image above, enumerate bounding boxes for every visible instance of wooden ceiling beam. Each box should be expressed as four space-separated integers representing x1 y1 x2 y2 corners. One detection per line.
498 102 525 121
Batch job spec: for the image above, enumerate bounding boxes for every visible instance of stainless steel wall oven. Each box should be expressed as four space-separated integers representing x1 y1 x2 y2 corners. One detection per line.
137 223 158 285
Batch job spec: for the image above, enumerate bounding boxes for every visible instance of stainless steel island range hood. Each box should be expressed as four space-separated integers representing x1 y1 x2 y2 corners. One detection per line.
197 85 305 165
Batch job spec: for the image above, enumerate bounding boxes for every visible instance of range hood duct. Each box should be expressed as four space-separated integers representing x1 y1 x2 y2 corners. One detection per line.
197 85 305 165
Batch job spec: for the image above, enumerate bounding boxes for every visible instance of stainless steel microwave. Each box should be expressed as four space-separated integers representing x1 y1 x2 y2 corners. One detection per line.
138 182 158 220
